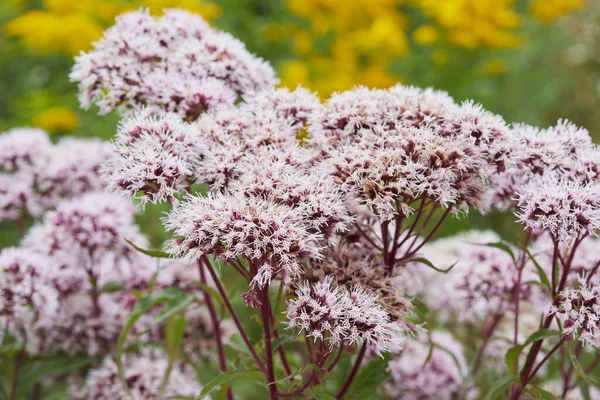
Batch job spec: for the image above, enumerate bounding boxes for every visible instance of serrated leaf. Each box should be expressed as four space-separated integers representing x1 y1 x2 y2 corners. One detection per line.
348 357 390 398
198 369 263 398
505 345 524 377
569 347 599 386
125 238 170 258
408 257 458 273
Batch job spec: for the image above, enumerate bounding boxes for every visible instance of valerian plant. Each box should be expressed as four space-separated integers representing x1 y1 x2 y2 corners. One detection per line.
1 8 600 400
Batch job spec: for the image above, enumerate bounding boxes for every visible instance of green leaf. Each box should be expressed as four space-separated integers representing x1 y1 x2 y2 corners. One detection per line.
568 347 599 386
198 369 263 398
524 329 560 347
17 356 94 395
272 333 298 351
477 241 517 263
154 294 196 325
526 387 557 400
193 282 223 306
160 314 186 396
484 377 513 400
526 249 552 293
116 288 186 394
100 281 124 293
505 345 524 377
408 257 458 273
348 357 390 398
125 238 170 258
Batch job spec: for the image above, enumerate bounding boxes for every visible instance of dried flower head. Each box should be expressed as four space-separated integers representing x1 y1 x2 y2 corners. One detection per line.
550 276 600 348
516 173 600 241
70 350 201 399
286 277 407 355
71 8 277 119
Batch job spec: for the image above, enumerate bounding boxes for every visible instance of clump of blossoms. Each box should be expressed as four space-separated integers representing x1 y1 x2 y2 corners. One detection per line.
70 350 201 399
0 7 590 400
0 128 110 224
70 8 277 119
385 332 469 400
550 276 600 348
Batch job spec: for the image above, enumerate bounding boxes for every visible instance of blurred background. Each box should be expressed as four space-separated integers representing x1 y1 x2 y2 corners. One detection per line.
0 0 598 244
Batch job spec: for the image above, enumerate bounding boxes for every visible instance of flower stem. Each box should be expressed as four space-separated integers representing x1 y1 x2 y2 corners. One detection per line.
203 256 266 374
260 285 278 400
336 343 367 399
197 259 233 400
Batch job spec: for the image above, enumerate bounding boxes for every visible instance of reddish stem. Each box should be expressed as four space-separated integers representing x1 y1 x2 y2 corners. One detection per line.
203 256 266 373
336 343 367 399
197 259 233 400
260 286 278 400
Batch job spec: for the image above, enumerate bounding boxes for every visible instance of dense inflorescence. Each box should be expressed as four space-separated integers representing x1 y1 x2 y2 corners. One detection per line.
70 9 277 119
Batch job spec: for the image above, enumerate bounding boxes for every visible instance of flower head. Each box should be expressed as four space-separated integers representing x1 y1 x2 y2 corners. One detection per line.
103 110 208 205
36 138 111 208
0 128 51 173
165 192 324 285
286 276 407 355
385 332 468 400
550 277 600 348
0 248 58 342
70 350 201 399
23 192 150 286
71 9 277 119
516 174 600 241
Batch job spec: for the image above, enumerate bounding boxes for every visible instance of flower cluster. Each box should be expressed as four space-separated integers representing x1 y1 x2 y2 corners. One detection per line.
165 192 325 286
70 350 201 399
0 248 58 345
71 8 277 119
103 109 208 205
405 231 544 323
286 277 406 355
385 332 468 400
550 277 600 348
516 174 600 242
490 120 600 209
0 128 110 223
310 85 508 220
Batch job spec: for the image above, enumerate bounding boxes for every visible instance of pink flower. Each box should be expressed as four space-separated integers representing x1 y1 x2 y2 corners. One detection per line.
71 9 277 119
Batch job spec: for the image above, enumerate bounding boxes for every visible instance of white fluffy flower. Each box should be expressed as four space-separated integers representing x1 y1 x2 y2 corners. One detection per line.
103 110 208 205
550 277 600 348
286 277 406 355
385 332 468 400
70 350 201 399
165 192 324 284
0 248 58 343
23 192 150 286
516 174 600 241
71 8 277 118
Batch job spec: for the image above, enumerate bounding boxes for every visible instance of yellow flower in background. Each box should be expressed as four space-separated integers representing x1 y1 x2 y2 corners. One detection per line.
413 25 439 45
415 0 523 49
32 107 78 134
4 0 220 55
530 0 585 24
